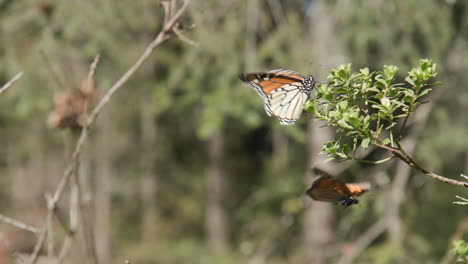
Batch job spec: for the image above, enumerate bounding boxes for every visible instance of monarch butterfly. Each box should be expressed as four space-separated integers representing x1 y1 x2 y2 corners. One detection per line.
306 168 371 207
239 69 316 125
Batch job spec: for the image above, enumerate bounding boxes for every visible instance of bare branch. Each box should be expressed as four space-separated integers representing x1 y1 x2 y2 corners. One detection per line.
0 72 23 95
173 26 199 47
163 0 190 32
392 150 468 187
0 213 39 233
453 195 468 205
461 174 468 181
374 140 468 187
87 54 100 87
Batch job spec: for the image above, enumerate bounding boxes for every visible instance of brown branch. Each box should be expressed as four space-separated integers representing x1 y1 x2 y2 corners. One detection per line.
26 1 191 263
393 142 468 187
0 72 23 95
373 142 468 187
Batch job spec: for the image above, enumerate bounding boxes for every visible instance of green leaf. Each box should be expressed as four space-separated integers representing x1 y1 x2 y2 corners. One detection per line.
360 67 370 75
361 137 371 149
405 76 415 86
337 119 352 129
417 88 432 98
337 100 348 111
304 99 315 113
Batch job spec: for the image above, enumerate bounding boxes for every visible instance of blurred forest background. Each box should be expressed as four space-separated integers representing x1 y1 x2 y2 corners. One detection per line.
0 0 467 263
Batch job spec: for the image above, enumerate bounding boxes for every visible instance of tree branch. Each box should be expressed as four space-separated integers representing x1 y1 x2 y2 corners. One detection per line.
0 213 39 233
0 72 23 95
453 195 468 205
392 144 468 187
373 140 468 187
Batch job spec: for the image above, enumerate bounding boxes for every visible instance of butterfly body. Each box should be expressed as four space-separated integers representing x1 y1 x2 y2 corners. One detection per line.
306 168 371 207
239 69 315 125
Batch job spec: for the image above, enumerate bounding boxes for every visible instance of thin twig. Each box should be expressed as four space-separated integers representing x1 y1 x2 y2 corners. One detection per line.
0 72 23 95
173 26 199 47
0 213 39 233
453 195 468 205
455 195 468 202
87 54 100 87
26 1 191 263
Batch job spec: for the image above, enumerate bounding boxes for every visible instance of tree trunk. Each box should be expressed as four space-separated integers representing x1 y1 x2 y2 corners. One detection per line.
303 121 335 264
205 129 229 252
303 0 343 262
94 109 112 264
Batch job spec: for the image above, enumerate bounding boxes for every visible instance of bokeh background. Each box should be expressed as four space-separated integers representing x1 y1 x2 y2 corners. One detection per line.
0 0 467 263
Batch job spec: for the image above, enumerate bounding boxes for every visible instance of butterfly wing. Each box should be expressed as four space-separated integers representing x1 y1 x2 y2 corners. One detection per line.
307 168 369 206
344 182 371 197
239 69 311 125
239 69 305 97
267 83 310 125
306 174 349 203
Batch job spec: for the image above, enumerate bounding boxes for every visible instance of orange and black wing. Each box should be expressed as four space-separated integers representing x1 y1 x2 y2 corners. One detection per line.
344 182 371 197
239 69 312 125
239 69 305 98
306 168 371 206
306 174 349 203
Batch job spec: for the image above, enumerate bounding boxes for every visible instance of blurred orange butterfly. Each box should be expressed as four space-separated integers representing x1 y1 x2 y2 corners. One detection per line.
239 69 316 125
306 168 371 207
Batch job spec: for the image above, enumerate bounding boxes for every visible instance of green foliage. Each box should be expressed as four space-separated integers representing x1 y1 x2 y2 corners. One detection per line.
305 59 438 160
452 240 468 264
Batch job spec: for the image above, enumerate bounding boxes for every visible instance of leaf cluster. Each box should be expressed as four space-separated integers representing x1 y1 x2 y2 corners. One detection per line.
452 240 468 264
305 59 438 160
